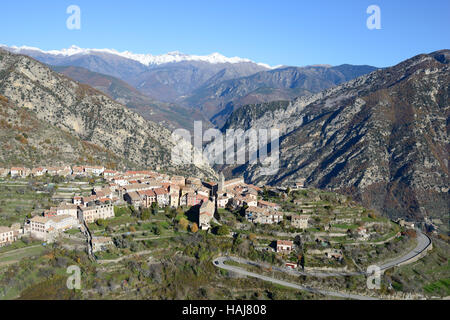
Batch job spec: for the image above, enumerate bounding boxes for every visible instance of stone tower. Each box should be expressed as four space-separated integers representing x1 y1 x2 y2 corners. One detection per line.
218 172 225 193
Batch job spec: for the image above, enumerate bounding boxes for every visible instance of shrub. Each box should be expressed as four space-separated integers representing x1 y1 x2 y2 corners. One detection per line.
215 225 230 236
190 223 199 233
179 218 189 231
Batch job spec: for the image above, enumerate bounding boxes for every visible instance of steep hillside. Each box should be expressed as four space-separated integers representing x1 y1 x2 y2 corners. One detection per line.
184 64 378 126
0 49 216 179
51 65 211 132
215 50 449 221
0 95 130 168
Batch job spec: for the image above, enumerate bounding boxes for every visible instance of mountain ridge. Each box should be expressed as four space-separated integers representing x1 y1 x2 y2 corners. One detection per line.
0 48 217 179
0 45 271 104
214 50 449 221
51 65 212 132
183 64 378 127
2 44 276 68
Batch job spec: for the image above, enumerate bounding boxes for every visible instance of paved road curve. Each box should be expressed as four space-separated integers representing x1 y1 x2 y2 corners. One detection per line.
379 230 431 271
213 256 378 300
213 230 431 300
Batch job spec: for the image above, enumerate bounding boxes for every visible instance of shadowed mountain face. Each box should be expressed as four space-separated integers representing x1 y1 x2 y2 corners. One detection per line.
0 49 216 179
51 65 212 132
217 50 449 221
181 64 378 127
126 60 270 103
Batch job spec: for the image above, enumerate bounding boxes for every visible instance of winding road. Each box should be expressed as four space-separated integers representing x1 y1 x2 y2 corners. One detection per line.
213 230 432 300
213 256 377 300
379 231 431 271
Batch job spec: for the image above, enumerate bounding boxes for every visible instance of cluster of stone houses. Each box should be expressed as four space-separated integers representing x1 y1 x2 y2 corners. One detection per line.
0 165 108 179
114 172 217 231
246 206 284 225
28 215 79 242
0 167 121 243
106 172 214 211
0 166 307 246
22 199 116 241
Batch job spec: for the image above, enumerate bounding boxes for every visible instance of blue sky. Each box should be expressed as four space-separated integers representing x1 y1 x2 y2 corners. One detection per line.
1 0 449 67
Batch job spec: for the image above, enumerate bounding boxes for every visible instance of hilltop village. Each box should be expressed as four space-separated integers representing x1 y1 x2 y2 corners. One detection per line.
0 164 444 300
0 166 305 246
0 164 421 269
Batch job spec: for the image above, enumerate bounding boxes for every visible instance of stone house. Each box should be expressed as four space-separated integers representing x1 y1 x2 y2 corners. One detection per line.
72 166 85 176
276 240 293 253
258 200 281 211
199 200 215 231
170 175 186 187
31 167 47 177
10 167 31 178
56 204 78 218
138 189 157 208
217 194 233 208
0 226 16 246
84 166 105 176
256 211 284 225
291 215 310 229
78 203 114 224
92 236 113 252
246 206 283 225
245 206 266 223
103 170 119 178
30 215 78 241
243 196 257 207
124 191 142 208
154 188 170 207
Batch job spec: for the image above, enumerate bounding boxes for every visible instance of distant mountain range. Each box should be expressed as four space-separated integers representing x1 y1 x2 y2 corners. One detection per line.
214 50 449 221
1 45 272 103
1 45 377 130
0 48 216 178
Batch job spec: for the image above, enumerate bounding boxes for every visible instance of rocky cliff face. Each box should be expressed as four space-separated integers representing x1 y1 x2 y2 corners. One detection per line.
217 50 449 221
0 49 216 179
0 95 129 168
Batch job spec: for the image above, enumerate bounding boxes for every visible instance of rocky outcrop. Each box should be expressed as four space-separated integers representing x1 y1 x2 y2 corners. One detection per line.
0 95 128 168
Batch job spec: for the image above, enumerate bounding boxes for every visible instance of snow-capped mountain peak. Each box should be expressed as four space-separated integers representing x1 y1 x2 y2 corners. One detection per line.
1 44 274 69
